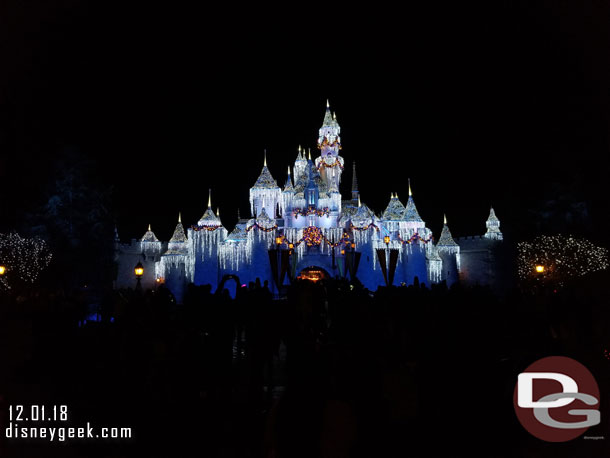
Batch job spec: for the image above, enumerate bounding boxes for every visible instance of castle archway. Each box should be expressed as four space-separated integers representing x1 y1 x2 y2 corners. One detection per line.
297 266 330 282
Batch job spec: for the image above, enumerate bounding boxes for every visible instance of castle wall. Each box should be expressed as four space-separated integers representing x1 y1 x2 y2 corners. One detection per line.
115 240 166 290
456 236 498 287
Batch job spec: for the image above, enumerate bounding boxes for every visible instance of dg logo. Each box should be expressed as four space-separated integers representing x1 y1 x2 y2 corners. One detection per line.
513 356 601 442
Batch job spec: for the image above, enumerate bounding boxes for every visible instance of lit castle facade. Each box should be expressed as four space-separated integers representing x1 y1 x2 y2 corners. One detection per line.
114 102 504 301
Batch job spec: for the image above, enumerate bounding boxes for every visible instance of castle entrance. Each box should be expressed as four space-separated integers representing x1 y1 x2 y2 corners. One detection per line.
297 266 330 283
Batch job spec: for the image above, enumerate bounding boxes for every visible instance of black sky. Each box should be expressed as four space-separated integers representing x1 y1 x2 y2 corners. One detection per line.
1 1 609 242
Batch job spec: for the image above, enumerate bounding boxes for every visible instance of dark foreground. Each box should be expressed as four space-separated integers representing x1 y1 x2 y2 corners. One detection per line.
1 276 609 458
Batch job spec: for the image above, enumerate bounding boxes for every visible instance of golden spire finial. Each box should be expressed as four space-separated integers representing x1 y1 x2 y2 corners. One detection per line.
216 207 220 218
358 195 361 207
208 188 211 208
444 213 447 225
308 148 311 160
178 212 181 223
408 179 412 197
298 144 302 153
333 111 336 120
264 149 267 167
326 99 330 108
287 166 291 175
148 223 151 231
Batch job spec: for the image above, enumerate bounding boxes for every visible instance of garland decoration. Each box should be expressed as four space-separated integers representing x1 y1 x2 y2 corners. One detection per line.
246 222 278 233
293 206 330 219
396 232 434 245
191 225 222 232
350 223 380 232
315 158 344 170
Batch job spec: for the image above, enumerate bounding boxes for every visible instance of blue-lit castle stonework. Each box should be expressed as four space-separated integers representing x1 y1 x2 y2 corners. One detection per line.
114 102 504 302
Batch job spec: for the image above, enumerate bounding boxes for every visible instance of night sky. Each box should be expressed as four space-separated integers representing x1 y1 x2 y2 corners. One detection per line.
1 1 609 243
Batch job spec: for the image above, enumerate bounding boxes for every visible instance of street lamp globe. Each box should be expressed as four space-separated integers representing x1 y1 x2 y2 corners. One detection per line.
134 262 144 278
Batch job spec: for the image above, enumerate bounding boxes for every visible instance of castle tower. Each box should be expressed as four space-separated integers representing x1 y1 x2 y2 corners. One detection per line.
160 213 189 303
249 152 282 218
402 180 425 231
436 214 460 286
315 101 344 191
399 181 428 285
168 212 187 250
281 166 295 223
304 164 320 209
484 207 503 240
382 193 406 229
191 189 228 289
351 161 359 206
293 145 308 184
141 223 162 254
138 224 162 289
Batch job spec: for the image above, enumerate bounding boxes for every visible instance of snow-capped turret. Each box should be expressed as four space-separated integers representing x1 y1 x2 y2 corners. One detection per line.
318 100 341 153
436 214 459 250
436 214 460 286
293 145 307 184
140 223 163 257
351 198 375 229
303 164 320 207
403 180 425 229
351 161 359 206
169 213 187 244
484 207 503 240
382 193 406 221
284 166 294 191
249 152 281 218
198 189 222 227
141 224 160 242
315 101 344 192
160 213 190 301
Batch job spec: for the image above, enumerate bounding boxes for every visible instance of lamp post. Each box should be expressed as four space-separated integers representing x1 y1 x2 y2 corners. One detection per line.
134 261 144 291
275 236 283 295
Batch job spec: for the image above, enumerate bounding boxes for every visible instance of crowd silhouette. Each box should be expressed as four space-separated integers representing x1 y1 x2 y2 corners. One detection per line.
1 272 609 457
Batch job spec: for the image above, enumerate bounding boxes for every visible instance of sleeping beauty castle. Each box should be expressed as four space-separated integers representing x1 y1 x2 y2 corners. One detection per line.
114 102 504 302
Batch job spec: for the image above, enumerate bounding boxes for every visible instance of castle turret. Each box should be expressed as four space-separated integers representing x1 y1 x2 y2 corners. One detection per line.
351 161 359 206
382 193 406 222
249 152 282 218
317 100 341 156
484 207 503 240
160 213 190 302
141 224 160 243
284 166 294 191
293 145 307 184
168 213 187 248
138 224 163 289
315 101 344 191
191 189 227 289
281 166 295 221
304 165 320 208
197 189 222 228
436 214 460 285
403 180 425 230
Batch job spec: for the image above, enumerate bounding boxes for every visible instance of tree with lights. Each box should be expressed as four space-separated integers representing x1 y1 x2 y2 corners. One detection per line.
517 234 608 287
0 232 52 291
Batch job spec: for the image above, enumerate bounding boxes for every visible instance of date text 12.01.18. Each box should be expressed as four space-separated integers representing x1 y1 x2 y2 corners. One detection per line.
9 405 68 422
